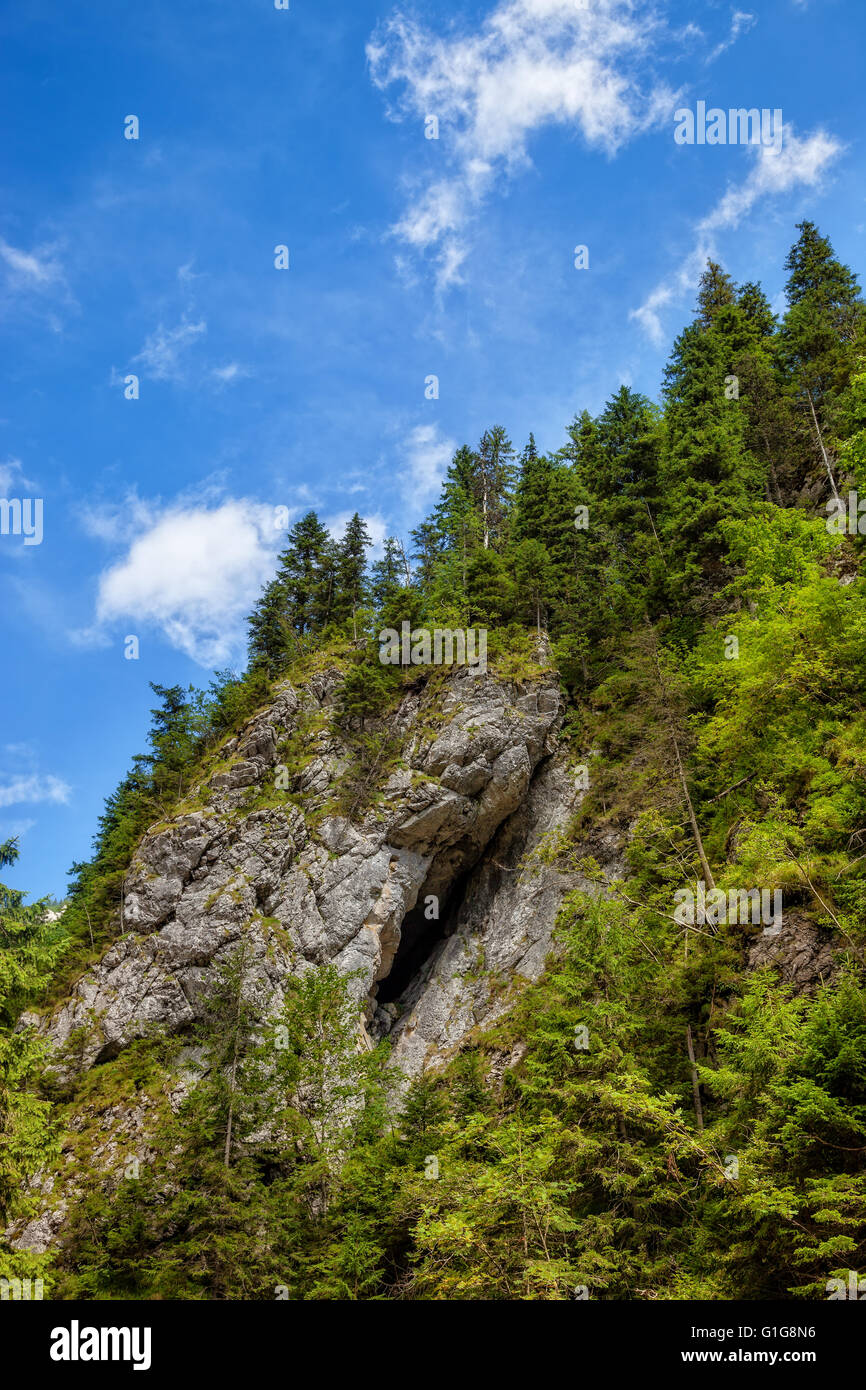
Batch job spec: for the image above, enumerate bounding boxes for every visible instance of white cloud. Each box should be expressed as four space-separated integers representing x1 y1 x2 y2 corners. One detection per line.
0 774 71 809
706 10 756 64
211 362 249 385
132 316 207 382
400 423 456 513
630 126 843 343
0 238 69 330
78 488 159 545
0 458 30 495
0 817 37 840
89 499 286 666
368 0 677 288
0 238 63 287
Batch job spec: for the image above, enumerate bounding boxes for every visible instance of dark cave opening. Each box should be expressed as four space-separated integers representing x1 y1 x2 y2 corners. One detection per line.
375 866 473 1006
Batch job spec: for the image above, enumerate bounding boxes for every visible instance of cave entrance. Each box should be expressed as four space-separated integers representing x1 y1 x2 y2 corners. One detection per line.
376 867 472 1006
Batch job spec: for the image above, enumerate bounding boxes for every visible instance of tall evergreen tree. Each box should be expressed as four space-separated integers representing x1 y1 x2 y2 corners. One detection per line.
476 426 516 549
409 519 442 591
431 446 484 614
696 260 737 329
335 513 373 639
247 575 290 676
513 435 555 542
780 222 866 491
737 281 776 339
280 511 334 637
370 537 404 611
659 319 764 617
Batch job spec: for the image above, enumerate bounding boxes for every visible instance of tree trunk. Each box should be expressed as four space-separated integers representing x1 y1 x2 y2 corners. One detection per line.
686 1023 704 1131
647 623 716 890
643 500 668 570
807 389 840 503
223 973 244 1169
397 539 412 587
671 730 716 892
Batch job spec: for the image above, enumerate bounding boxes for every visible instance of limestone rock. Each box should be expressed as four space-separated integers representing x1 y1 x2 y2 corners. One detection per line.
39 664 563 1077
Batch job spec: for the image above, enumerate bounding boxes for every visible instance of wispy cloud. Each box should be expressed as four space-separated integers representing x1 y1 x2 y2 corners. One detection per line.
0 817 37 841
0 235 70 330
706 9 756 64
630 126 843 343
211 362 250 386
132 315 207 383
368 0 677 289
400 423 456 513
0 457 34 495
0 773 71 809
0 238 64 287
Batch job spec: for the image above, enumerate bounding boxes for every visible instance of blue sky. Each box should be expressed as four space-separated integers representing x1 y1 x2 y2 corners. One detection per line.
1 0 863 900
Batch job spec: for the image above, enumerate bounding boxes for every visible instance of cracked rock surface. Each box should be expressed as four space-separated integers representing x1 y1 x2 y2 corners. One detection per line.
39 665 564 1076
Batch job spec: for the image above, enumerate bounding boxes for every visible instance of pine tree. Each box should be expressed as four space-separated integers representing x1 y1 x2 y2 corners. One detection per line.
780 222 866 492
466 547 512 626
513 435 556 542
279 511 334 637
476 425 516 549
255 965 393 1214
247 576 289 675
430 446 484 615
660 320 764 616
409 520 442 590
336 513 373 639
512 538 553 635
737 281 776 339
557 408 599 471
696 260 737 329
370 538 404 610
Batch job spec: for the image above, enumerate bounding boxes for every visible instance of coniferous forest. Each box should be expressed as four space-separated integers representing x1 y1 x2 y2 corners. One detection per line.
3 221 866 1305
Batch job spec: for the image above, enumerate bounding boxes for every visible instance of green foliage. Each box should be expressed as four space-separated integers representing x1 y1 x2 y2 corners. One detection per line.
0 840 62 1232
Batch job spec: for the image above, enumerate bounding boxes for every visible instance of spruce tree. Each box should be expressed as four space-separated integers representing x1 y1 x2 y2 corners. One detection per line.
247 576 289 675
476 425 516 548
696 260 737 329
513 435 555 542
660 319 764 617
279 511 333 637
370 537 404 610
737 281 776 339
336 513 373 639
779 222 866 488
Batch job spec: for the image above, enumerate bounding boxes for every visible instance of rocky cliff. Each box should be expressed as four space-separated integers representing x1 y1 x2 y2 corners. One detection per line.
43 662 567 1068
13 656 624 1250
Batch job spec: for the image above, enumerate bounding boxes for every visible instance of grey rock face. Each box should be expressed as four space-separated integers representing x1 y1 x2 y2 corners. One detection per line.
377 760 625 1077
41 665 564 1075
747 910 837 992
